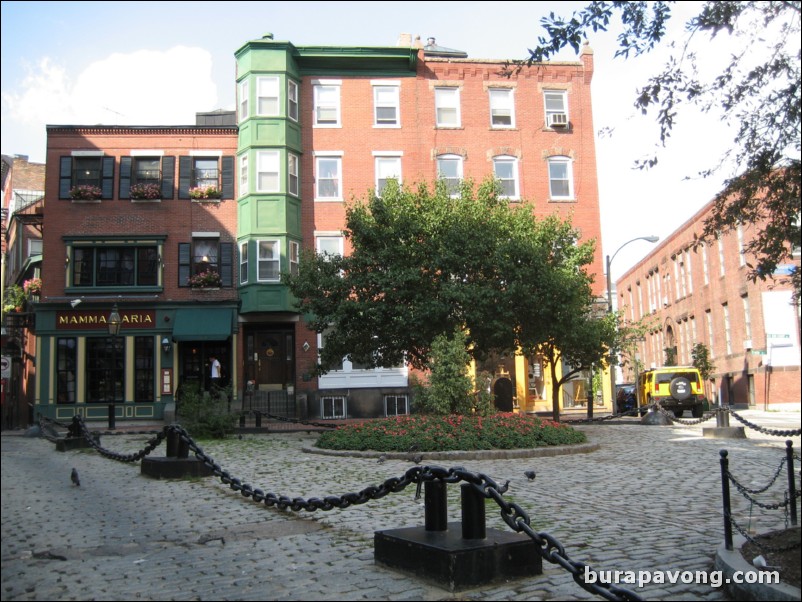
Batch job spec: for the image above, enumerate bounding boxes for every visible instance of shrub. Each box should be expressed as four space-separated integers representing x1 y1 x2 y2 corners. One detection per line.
176 382 236 439
315 412 586 452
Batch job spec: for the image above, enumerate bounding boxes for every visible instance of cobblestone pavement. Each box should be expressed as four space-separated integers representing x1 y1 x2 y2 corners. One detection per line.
2 410 800 601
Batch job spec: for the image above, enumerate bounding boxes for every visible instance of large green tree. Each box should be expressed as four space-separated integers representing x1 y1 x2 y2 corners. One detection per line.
517 1 801 297
284 178 619 421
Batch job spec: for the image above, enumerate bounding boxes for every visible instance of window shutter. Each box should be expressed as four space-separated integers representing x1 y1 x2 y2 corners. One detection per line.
221 156 234 199
161 156 175 199
178 156 192 199
119 157 132 199
178 243 191 286
219 242 234 287
101 157 115 199
59 157 72 199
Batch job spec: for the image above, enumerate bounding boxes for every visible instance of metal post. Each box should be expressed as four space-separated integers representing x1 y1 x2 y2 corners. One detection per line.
461 483 486 540
424 481 448 532
587 363 594 420
716 407 730 427
108 403 116 430
166 429 179 458
255 411 262 429
719 450 733 551
787 440 798 527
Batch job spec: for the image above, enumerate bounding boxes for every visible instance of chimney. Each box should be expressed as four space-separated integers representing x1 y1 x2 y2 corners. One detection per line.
427 37 436 47
397 33 412 47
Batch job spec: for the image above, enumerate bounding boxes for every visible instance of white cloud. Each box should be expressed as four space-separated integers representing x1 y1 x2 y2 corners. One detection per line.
2 46 218 160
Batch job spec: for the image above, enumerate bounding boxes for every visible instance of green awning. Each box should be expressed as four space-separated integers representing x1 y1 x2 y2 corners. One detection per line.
172 308 234 341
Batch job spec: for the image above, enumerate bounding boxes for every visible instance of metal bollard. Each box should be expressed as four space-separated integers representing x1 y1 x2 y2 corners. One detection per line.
719 450 733 551
461 483 486 540
255 411 262 429
166 429 180 457
239 413 246 428
108 403 116 430
787 440 798 527
424 481 448 532
716 408 730 427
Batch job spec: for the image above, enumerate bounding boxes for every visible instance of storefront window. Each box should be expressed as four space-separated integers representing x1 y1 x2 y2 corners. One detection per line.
56 338 77 404
134 336 154 403
86 337 125 402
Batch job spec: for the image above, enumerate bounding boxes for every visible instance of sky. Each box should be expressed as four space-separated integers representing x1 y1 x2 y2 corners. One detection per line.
0 0 760 281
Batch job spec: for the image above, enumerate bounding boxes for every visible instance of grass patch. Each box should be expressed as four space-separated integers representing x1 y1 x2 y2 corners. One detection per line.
315 413 586 452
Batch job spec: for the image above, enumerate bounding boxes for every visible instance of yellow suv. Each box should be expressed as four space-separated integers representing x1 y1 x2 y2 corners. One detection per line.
637 366 706 418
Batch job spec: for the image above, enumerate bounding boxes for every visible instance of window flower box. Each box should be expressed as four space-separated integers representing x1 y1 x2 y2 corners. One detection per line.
188 270 222 289
69 185 102 201
130 183 161 200
23 278 42 296
189 185 222 200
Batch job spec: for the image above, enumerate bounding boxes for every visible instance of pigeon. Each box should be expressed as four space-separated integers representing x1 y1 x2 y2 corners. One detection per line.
524 469 536 482
411 454 423 465
407 444 419 453
377 454 387 464
71 468 80 487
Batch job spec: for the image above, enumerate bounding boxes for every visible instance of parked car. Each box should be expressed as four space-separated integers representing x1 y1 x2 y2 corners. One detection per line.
616 384 637 414
637 366 707 418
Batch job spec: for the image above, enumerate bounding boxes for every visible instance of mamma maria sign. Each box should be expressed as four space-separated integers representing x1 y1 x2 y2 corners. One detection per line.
56 310 155 330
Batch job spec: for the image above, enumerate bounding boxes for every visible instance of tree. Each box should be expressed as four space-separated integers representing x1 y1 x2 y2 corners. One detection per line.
283 177 618 421
516 1 801 297
691 342 716 401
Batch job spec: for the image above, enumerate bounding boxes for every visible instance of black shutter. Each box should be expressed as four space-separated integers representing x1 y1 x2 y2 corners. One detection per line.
219 242 234 287
178 243 191 286
101 157 115 199
119 157 132 199
161 156 175 199
221 156 234 199
59 157 73 199
178 156 192 199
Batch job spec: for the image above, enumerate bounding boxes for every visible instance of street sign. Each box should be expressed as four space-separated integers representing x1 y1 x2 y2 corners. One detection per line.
751 350 767 356
766 333 790 338
1 356 10 379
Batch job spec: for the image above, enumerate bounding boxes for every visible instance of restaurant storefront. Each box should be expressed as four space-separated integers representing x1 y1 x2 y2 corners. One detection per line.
33 304 238 422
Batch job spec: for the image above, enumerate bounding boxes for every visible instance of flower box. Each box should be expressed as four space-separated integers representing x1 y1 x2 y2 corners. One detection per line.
189 185 222 200
130 183 162 200
69 185 102 201
188 270 222 288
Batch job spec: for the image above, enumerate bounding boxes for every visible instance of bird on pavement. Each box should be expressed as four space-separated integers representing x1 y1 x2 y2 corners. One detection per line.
71 468 80 486
411 454 423 465
524 469 536 482
377 454 387 464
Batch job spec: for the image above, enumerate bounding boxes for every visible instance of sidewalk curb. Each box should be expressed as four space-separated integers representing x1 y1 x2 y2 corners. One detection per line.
714 536 801 601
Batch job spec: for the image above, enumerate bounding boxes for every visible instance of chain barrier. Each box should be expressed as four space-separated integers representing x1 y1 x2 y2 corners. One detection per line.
247 409 339 430
728 457 789 495
651 401 719 426
726 510 802 553
726 470 801 510
727 408 802 437
48 416 640 601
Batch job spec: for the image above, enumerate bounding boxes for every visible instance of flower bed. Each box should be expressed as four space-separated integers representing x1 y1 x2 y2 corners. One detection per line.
315 412 586 452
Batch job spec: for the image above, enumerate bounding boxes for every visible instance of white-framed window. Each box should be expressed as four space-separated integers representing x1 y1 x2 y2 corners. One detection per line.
288 152 299 197
256 151 280 193
257 76 280 116
239 241 248 284
239 154 248 196
238 79 249 121
385 395 409 416
737 224 746 266
374 154 402 197
717 234 726 276
313 81 341 127
289 241 300 276
702 243 710 285
742 295 752 341
316 235 343 258
435 87 460 127
288 80 299 122
257 239 281 281
547 156 574 200
29 239 43 256
436 154 463 197
373 83 400 127
489 88 515 128
321 395 347 419
543 89 568 127
722 303 732 355
706 309 715 356
315 155 342 200
684 249 693 294
493 156 519 199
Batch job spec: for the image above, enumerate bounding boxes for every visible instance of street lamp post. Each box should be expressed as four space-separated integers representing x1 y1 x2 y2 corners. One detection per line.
107 304 122 429
606 236 659 414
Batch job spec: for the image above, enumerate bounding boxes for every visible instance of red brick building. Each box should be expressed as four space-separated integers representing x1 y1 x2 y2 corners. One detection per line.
33 117 239 423
615 200 800 409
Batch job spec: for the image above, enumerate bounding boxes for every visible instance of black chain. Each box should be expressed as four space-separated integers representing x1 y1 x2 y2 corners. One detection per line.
726 469 801 510
728 409 802 437
727 510 802 553
248 410 339 429
726 457 788 495
71 416 170 462
653 401 718 426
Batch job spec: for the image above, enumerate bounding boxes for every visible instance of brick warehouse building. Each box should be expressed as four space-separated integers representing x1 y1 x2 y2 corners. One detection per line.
615 199 800 409
235 34 606 419
26 34 609 423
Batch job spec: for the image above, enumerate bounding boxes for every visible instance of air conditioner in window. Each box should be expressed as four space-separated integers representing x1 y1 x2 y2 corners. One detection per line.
548 113 569 128
743 339 752 350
